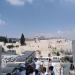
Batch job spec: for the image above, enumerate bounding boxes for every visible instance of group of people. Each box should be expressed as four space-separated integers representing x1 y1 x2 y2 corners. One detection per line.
33 58 55 75
6 58 55 75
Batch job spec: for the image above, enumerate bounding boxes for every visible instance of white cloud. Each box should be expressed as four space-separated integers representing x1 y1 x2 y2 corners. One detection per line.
6 0 34 6
6 0 25 6
6 0 75 6
0 19 6 26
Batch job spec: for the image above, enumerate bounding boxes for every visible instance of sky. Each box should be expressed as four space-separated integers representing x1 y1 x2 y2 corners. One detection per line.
0 0 75 39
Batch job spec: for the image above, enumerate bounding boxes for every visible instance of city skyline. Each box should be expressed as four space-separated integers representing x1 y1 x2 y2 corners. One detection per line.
0 0 75 39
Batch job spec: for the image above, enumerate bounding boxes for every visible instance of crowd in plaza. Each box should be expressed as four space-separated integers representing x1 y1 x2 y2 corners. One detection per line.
6 58 75 75
6 58 55 75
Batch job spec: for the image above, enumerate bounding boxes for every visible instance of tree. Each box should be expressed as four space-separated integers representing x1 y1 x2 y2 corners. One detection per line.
20 33 26 45
0 36 8 45
0 36 8 43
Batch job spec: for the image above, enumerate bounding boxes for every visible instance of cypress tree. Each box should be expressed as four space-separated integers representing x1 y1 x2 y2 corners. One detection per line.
20 33 26 45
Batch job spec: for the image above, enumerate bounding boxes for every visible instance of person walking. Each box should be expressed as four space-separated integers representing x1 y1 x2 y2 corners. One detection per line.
48 66 55 75
35 58 41 70
40 67 48 75
48 59 52 67
17 67 26 75
69 63 75 75
47 58 52 72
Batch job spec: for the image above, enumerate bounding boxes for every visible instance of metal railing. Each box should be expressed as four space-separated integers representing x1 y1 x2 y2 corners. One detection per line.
11 51 36 74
